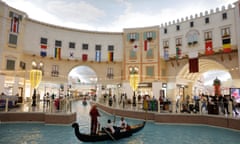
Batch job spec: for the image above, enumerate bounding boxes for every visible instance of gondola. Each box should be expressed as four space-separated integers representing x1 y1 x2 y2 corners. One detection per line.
72 121 145 142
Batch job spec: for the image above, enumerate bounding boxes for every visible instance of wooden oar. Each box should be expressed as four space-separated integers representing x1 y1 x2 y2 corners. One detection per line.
103 127 116 141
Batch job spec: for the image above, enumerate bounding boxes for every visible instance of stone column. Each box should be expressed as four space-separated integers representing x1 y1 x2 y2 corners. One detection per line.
228 100 233 117
0 76 5 94
13 77 20 96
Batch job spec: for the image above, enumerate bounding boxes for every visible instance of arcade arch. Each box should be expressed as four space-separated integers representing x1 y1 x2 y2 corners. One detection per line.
174 59 233 100
68 66 97 96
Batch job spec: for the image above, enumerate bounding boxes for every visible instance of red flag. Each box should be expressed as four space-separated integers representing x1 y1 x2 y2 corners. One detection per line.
82 54 88 61
11 16 19 33
189 58 199 73
205 40 213 55
144 40 149 51
41 44 47 49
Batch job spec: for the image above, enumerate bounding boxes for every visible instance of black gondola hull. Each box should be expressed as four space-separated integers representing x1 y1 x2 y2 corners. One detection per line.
72 121 145 142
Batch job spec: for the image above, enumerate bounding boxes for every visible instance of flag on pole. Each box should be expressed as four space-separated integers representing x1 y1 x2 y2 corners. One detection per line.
164 48 169 60
40 44 47 57
69 51 74 59
222 38 231 53
82 54 88 61
10 14 19 33
40 38 47 57
95 50 101 62
188 51 199 73
54 48 61 60
108 51 114 62
144 40 149 51
205 40 214 55
133 42 138 51
176 47 182 59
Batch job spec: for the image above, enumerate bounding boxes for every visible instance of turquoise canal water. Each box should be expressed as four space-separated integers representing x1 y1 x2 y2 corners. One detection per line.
0 101 240 144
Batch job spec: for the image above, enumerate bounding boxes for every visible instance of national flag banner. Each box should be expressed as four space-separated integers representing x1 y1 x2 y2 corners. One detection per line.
133 42 138 51
54 47 61 60
69 51 74 59
176 47 182 59
188 51 199 73
40 44 47 57
108 51 114 62
164 48 169 60
222 38 231 53
144 40 149 51
95 50 101 62
10 14 19 33
82 54 88 61
205 40 214 55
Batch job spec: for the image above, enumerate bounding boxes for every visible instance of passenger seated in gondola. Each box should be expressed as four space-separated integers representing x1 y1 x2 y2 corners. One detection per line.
118 117 127 131
106 119 115 134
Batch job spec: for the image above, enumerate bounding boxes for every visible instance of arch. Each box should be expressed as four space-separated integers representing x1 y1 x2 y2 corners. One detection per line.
68 65 97 85
177 58 230 83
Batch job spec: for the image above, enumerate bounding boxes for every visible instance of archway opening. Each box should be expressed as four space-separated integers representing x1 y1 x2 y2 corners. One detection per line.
68 66 97 97
176 59 233 96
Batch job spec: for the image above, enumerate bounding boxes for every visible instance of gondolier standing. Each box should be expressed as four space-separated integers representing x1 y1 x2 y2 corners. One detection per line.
89 105 100 135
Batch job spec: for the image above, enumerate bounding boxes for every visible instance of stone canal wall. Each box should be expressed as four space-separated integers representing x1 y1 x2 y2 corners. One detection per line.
97 103 240 131
0 112 76 124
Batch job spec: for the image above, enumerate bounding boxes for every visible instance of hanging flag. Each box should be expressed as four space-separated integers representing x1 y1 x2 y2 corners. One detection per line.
222 38 231 53
40 44 47 57
164 48 169 60
176 47 182 59
108 51 114 62
133 42 138 51
54 48 61 60
69 51 74 59
10 14 19 33
82 54 88 61
188 51 199 73
144 40 149 51
95 50 101 62
205 40 214 55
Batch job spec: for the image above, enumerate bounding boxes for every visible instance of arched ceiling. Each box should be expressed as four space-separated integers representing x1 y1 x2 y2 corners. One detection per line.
177 59 229 83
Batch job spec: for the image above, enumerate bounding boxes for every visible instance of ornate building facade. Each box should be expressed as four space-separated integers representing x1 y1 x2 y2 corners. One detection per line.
0 0 239 102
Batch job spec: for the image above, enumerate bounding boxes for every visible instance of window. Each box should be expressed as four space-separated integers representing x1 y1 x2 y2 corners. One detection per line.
129 33 136 40
108 45 114 51
6 59 15 70
82 43 88 50
204 31 212 40
95 45 101 50
95 45 101 62
69 42 75 49
40 37 47 44
163 40 169 48
9 34 18 45
106 67 114 79
205 17 209 24
222 12 227 20
176 25 180 31
190 21 194 27
176 38 182 46
146 31 153 40
146 66 154 77
55 40 62 47
221 27 230 37
19 61 26 70
164 28 167 34
51 65 59 77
